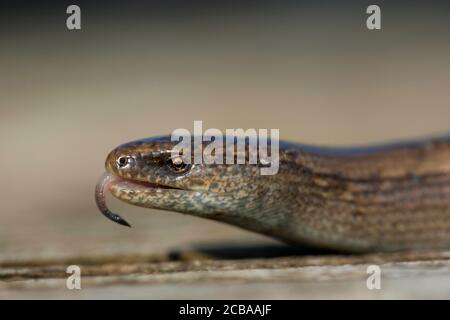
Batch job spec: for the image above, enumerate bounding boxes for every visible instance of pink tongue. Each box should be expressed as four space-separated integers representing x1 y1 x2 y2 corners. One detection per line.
95 172 131 227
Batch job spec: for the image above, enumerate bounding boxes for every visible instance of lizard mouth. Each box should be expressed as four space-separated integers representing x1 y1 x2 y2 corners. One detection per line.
95 172 186 227
114 176 183 190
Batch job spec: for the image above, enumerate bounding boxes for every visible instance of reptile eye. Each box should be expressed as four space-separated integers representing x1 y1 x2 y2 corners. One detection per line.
117 156 130 168
167 156 190 174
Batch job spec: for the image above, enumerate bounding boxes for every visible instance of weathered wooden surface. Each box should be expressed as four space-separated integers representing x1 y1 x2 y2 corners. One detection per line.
2 244 450 299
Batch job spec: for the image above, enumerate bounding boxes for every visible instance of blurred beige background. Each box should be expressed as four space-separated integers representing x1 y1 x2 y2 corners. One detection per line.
0 1 450 298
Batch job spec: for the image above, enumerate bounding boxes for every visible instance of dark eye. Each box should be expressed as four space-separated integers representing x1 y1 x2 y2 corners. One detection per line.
166 156 190 174
117 156 130 168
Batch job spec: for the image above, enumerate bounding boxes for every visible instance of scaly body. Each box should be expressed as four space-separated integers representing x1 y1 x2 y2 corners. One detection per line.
96 135 450 252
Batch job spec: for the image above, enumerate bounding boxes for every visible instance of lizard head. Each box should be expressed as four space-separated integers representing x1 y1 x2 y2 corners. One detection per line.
95 135 274 227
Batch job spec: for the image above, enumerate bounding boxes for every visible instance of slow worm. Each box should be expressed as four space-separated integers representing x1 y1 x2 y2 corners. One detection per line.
95 135 450 252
